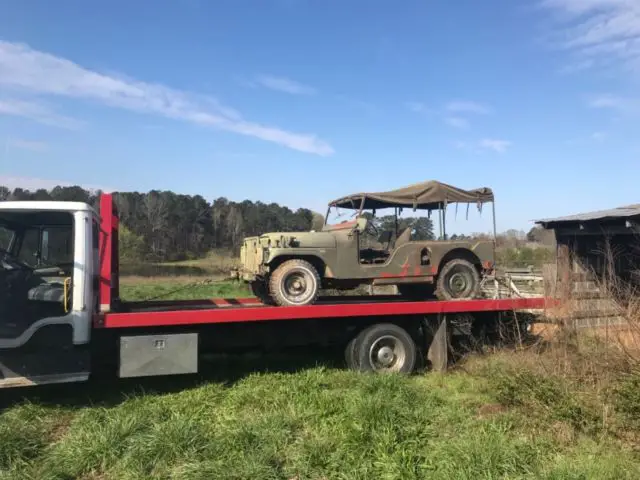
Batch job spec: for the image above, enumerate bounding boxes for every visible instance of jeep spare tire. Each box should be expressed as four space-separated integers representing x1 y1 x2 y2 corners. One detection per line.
269 259 320 307
435 258 480 300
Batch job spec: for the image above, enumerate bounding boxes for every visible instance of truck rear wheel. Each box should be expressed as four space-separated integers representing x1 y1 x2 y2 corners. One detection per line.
354 323 417 373
269 259 321 307
344 335 360 370
435 258 480 300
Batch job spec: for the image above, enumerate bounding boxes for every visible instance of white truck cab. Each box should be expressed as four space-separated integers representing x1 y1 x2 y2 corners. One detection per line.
0 200 99 350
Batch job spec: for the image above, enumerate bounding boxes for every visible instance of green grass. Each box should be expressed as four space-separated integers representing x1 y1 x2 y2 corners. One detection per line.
119 277 250 301
1 360 637 480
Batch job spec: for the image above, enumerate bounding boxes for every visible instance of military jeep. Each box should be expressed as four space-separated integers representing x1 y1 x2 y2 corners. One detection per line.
237 180 496 307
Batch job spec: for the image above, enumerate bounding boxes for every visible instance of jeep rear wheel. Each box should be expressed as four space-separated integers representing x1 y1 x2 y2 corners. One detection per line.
269 259 321 307
435 258 480 300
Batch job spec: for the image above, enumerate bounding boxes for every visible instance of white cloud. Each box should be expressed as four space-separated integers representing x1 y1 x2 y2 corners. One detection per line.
335 95 379 115
408 100 491 130
445 116 469 129
254 75 316 95
446 100 492 115
6 138 48 152
453 139 512 154
591 131 608 141
0 41 333 156
587 93 640 113
453 140 473 151
541 0 640 73
405 101 430 114
0 98 82 129
479 138 512 153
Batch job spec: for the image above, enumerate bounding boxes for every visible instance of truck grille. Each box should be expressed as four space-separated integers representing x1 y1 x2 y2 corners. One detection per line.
240 238 261 275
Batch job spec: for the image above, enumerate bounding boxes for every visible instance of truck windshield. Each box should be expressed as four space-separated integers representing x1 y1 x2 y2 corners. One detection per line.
18 226 73 268
0 225 15 251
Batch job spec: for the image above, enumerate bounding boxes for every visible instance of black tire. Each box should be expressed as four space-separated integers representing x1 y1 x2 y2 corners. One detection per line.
269 259 321 307
250 280 274 305
344 335 360 370
397 283 435 299
435 258 480 300
355 323 417 374
449 313 486 356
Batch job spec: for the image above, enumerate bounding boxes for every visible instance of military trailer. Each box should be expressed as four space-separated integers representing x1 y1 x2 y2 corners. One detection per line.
237 180 496 307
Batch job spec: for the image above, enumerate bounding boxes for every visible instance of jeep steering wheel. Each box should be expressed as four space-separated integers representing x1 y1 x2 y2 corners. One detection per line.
364 219 380 237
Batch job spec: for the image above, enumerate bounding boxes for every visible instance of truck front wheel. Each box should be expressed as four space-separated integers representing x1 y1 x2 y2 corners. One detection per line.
269 259 321 307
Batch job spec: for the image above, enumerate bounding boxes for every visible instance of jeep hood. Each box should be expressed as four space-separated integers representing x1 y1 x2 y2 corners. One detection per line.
244 231 336 249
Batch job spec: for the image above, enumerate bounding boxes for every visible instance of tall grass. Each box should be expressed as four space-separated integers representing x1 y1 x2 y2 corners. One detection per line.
2 365 638 479
469 242 640 450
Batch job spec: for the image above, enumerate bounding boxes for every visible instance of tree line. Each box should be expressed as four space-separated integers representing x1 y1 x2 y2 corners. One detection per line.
0 185 317 261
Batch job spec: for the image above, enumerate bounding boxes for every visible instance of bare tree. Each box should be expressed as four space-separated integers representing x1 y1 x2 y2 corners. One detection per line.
143 191 169 257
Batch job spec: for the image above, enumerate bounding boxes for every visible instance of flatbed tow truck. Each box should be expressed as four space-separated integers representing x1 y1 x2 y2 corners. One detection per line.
0 194 551 388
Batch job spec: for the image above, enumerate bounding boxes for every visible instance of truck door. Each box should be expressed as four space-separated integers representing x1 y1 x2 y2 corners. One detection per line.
0 208 93 349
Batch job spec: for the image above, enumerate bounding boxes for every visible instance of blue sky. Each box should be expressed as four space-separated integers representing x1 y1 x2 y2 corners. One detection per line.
0 0 639 233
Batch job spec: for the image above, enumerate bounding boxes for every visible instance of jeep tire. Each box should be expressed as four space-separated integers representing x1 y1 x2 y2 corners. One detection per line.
250 280 274 305
435 258 480 300
269 259 321 307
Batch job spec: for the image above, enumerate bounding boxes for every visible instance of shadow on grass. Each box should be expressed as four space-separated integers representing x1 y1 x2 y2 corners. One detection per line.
0 347 345 412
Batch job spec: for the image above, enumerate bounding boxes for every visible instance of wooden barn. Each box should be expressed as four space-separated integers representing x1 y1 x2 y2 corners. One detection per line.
535 204 640 327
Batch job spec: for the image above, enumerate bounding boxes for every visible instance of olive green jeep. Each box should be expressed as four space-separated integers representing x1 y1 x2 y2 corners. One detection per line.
236 180 496 307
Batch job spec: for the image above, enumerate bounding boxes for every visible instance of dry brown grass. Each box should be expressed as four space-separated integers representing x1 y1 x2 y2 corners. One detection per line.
471 244 640 445
540 241 640 361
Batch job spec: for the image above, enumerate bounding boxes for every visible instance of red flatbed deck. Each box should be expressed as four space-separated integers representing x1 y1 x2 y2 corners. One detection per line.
98 296 550 329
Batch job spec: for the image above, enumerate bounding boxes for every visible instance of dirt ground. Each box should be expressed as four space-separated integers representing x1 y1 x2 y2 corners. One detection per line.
531 321 640 352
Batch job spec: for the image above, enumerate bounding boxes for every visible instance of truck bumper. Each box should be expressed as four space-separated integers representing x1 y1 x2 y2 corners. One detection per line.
230 268 263 283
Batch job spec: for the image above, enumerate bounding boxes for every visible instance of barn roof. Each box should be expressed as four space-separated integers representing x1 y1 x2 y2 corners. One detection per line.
535 204 640 228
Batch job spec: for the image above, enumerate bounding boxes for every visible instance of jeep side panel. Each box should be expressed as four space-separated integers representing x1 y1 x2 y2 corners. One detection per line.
425 240 495 272
329 240 494 281
342 241 434 280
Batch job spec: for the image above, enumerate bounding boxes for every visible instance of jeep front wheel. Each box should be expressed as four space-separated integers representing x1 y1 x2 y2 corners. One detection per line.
435 258 480 300
269 259 321 307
